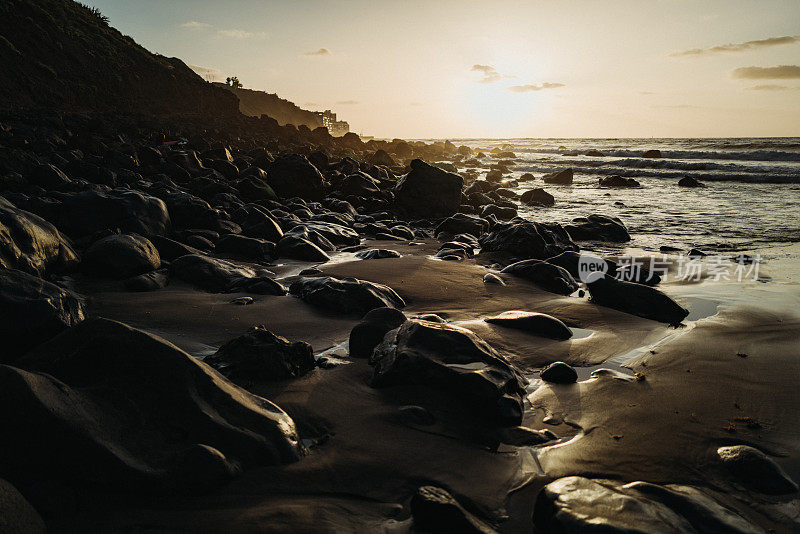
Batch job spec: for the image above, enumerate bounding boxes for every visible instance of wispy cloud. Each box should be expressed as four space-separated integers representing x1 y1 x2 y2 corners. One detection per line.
336 100 359 105
188 64 222 81
217 29 267 39
180 21 211 29
672 35 800 57
471 64 511 84
732 65 800 79
303 48 331 56
747 84 800 91
508 83 564 93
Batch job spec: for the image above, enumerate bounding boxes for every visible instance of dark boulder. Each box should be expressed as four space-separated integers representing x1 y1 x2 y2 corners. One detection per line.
485 312 573 341
587 275 689 324
216 234 276 263
370 319 528 426
204 325 315 381
717 445 798 495
483 273 505 285
599 175 640 188
480 204 517 220
149 235 204 262
542 168 573 185
82 233 161 279
642 149 662 158
349 307 407 358
266 154 325 200
0 196 79 276
501 259 579 295
678 176 705 188
355 248 401 260
410 486 498 534
478 220 578 260
277 234 331 262
227 276 287 296
394 159 463 218
540 361 578 383
170 254 257 292
565 214 631 242
435 213 489 238
0 478 45 534
31 163 72 190
56 189 170 238
4 319 302 495
290 276 405 315
0 268 84 362
520 188 555 206
124 269 169 292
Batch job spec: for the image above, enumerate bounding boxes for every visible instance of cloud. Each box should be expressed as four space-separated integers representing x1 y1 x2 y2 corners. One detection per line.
732 65 800 79
217 29 267 39
188 64 223 82
671 35 800 57
470 64 511 84
747 84 800 91
640 91 656 95
180 21 211 29
303 48 331 56
508 83 565 92
336 100 359 105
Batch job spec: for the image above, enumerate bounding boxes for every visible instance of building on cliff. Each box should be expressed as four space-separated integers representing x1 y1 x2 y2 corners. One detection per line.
315 110 350 137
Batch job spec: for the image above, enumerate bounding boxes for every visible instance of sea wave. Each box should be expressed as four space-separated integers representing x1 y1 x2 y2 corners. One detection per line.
512 147 800 162
513 163 800 183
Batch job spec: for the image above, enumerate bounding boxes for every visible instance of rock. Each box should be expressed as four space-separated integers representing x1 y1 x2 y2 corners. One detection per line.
587 275 689 324
242 217 284 243
340 172 381 197
124 269 169 292
82 233 161 279
394 159 463 218
678 176 705 188
410 486 498 534
355 248 401 260
276 235 331 262
520 188 555 206
370 319 528 426
149 235 204 261
56 189 170 238
31 163 71 190
435 213 489 237
642 149 662 158
227 276 287 295
349 307 407 358
585 150 604 157
483 273 505 285
565 214 631 242
0 478 46 534
540 361 578 383
216 234 276 263
478 220 578 260
368 149 396 167
398 405 436 426
230 296 254 306
205 325 315 381
717 445 799 495
266 154 325 200
0 196 80 276
480 204 517 220
534 477 761 534
496 426 557 446
542 168 573 185
290 276 405 315
485 312 573 341
500 259 579 295
0 269 84 362
170 254 256 292
5 319 302 494
293 222 360 248
599 175 640 188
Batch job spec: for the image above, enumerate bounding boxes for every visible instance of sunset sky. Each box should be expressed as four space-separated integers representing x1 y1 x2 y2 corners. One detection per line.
86 0 800 138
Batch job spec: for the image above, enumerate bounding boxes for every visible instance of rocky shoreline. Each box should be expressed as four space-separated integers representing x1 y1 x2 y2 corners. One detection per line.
2 109 799 533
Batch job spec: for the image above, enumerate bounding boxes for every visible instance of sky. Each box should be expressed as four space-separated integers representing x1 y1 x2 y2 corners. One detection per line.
85 0 800 138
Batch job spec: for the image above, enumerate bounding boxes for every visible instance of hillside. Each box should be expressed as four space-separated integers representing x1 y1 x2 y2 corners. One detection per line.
215 84 323 129
0 0 237 115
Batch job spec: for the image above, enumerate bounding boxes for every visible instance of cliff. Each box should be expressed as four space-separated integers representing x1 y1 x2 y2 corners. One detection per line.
215 84 323 129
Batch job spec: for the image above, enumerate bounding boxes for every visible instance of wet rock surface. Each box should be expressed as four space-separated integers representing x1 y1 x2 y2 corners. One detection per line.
289 275 405 315
500 259 579 295
349 306 407 358
485 311 573 340
587 275 689 324
478 220 578 260
565 214 631 242
82 233 161 279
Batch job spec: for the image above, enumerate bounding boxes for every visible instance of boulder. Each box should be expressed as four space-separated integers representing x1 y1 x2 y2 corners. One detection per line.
479 220 578 261
368 149 396 167
520 188 555 206
542 168 573 185
0 478 45 534
82 233 161 279
227 276 287 296
4 319 302 495
266 154 325 200
56 189 170 238
370 319 528 426
540 361 578 383
642 149 662 158
0 196 79 276
124 269 169 292
349 307 407 358
678 176 705 188
717 445 798 495
485 312 573 341
0 268 84 362
483 273 505 285
410 486 498 534
394 159 463 218
276 235 331 262
170 254 257 292
599 175 640 188
355 248 401 260
435 213 489 238
204 325 315 381
289 276 405 315
565 214 631 242
587 275 689 324
31 163 71 190
149 235 204 261
500 259 579 295
585 150 604 157
216 234 276 263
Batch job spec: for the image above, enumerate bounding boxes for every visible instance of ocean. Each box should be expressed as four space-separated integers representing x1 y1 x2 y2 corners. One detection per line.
448 138 800 253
